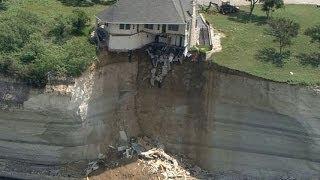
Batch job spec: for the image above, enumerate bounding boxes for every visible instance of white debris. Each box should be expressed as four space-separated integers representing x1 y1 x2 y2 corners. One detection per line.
119 130 128 142
125 148 132 158
139 148 192 179
117 146 128 152
85 153 108 176
85 161 99 176
98 153 106 160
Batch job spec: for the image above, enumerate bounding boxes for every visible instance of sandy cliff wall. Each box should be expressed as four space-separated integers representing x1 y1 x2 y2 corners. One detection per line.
0 61 139 165
0 55 320 179
136 61 320 179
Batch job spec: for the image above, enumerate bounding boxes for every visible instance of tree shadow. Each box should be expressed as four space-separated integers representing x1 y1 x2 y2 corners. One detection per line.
57 0 115 7
0 2 8 11
57 0 95 7
256 48 291 67
297 53 320 67
227 10 268 26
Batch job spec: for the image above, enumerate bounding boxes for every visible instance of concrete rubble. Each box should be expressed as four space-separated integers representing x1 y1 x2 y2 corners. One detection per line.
146 43 185 87
85 133 211 179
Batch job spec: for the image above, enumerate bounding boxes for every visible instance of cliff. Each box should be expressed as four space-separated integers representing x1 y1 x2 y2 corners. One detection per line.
0 61 140 166
0 53 319 179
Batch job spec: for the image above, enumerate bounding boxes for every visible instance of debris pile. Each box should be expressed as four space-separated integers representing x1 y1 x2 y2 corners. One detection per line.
146 43 186 87
85 131 212 179
139 148 191 179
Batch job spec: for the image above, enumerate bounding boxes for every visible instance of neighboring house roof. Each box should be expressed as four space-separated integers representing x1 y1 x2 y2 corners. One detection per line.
97 0 190 24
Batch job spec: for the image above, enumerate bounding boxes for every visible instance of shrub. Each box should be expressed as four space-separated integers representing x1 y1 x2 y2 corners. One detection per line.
70 9 90 35
0 8 97 87
305 25 320 46
49 15 71 43
63 38 96 76
297 53 320 67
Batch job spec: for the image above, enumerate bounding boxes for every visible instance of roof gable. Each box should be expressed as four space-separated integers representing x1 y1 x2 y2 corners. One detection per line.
97 0 189 24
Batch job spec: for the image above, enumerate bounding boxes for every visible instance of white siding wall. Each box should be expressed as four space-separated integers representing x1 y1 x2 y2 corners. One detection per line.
107 24 138 35
106 23 187 35
142 24 162 34
104 23 189 51
108 32 155 51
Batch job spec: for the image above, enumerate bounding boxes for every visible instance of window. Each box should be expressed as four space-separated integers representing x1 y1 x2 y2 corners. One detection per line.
168 25 179 31
157 25 161 30
144 24 154 30
119 24 131 30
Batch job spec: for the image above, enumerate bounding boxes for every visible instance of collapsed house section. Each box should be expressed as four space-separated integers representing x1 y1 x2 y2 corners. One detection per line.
93 0 215 87
146 43 186 87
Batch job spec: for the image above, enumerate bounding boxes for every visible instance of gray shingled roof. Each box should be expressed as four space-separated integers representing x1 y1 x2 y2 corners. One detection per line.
97 0 189 24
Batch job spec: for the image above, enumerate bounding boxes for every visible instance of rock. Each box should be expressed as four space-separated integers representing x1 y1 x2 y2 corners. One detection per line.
119 131 128 142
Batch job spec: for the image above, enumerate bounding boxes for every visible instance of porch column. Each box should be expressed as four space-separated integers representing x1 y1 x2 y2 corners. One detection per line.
189 0 197 48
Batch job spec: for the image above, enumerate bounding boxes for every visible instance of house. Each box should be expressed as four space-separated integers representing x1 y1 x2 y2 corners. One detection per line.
95 0 201 52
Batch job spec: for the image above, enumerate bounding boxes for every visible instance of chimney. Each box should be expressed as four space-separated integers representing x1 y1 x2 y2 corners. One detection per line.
189 0 197 48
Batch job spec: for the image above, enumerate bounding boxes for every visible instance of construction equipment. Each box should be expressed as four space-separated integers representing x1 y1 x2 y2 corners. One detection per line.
205 1 239 14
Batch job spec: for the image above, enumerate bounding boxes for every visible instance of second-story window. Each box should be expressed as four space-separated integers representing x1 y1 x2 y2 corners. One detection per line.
144 24 154 30
168 25 179 31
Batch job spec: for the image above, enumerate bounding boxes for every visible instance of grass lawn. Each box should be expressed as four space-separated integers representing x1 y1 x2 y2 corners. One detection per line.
205 5 320 85
2 0 106 25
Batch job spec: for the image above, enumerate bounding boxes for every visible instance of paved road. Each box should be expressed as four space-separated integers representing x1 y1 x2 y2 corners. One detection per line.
198 0 319 5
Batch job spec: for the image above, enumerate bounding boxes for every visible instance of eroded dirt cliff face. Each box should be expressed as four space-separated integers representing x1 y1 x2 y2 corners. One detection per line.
136 60 320 179
0 61 140 165
0 54 320 179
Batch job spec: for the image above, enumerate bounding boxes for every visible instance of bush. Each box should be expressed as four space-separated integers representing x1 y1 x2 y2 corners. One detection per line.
297 53 320 67
0 10 42 53
70 9 90 35
305 25 320 45
49 15 71 43
62 38 96 76
58 0 114 6
0 8 97 87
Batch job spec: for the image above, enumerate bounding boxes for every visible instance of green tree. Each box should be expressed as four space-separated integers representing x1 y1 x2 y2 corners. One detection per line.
62 37 96 76
0 23 23 52
246 0 262 17
0 0 7 11
50 15 70 43
261 0 284 18
267 18 300 54
0 10 41 52
70 9 89 35
305 25 320 47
